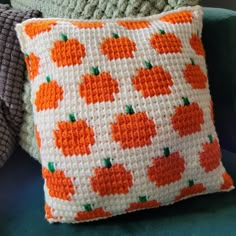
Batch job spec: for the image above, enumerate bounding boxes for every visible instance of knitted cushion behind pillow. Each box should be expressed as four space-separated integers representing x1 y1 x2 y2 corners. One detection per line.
11 0 200 19
16 6 234 223
0 4 41 167
20 80 41 161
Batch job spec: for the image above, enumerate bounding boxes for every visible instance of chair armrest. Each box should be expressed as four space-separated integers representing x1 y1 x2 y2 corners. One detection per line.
203 7 236 153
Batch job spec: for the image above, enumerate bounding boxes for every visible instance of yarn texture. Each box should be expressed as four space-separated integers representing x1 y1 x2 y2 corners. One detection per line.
16 6 233 223
11 0 200 18
0 4 41 167
19 80 41 161
17 0 200 161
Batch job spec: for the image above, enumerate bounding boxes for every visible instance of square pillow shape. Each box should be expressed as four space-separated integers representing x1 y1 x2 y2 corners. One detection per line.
0 4 41 167
16 6 234 223
18 0 201 162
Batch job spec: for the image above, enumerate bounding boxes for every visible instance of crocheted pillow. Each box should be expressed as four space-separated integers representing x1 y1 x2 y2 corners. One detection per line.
0 4 40 167
20 80 41 162
16 6 234 223
18 0 201 162
11 0 200 18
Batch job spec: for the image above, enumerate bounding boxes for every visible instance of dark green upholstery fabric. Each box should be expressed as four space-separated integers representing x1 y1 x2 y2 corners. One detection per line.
0 0 10 4
202 8 236 153
0 147 235 236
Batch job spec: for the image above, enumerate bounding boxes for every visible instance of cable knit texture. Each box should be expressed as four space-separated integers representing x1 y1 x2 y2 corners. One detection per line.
11 0 200 19
16 6 234 223
17 0 200 162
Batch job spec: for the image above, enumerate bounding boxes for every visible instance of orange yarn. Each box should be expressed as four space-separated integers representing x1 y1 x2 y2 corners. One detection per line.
45 204 56 220
79 70 119 104
90 160 133 196
171 98 204 137
190 34 205 57
117 20 150 30
132 64 173 97
126 198 160 212
160 10 193 24
25 53 40 80
34 79 63 111
75 207 111 221
42 167 75 201
100 34 136 60
34 125 41 149
175 181 206 201
24 20 57 39
51 36 86 67
72 21 104 29
54 119 95 156
221 172 234 190
111 108 157 149
147 150 185 187
199 135 221 173
150 31 182 54
183 59 207 89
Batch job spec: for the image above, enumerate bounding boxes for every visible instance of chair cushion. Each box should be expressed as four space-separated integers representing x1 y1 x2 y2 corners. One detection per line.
11 0 200 18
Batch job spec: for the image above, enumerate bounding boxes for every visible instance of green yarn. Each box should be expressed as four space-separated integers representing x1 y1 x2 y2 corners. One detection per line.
11 0 200 19
17 0 200 162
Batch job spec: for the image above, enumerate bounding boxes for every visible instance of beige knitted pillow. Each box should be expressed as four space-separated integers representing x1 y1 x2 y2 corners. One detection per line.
16 6 234 223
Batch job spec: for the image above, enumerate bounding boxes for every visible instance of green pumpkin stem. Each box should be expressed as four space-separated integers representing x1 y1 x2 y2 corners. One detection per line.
69 113 76 122
139 196 148 203
24 53 29 57
190 58 195 65
112 33 119 38
46 76 50 83
104 158 112 168
145 61 153 69
182 97 190 106
125 105 135 115
48 162 55 173
61 33 68 42
163 147 170 157
208 134 213 143
83 204 93 212
188 180 194 187
92 66 100 76
159 29 165 34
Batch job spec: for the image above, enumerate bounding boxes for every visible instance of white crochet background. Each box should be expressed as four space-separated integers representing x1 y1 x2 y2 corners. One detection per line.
16 6 233 223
